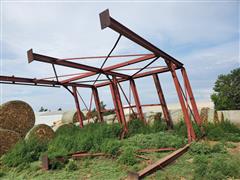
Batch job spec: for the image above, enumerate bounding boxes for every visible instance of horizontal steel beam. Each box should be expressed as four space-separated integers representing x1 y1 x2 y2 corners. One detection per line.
0 75 93 88
137 144 190 178
61 54 155 83
99 9 183 67
95 67 171 88
57 53 153 61
27 49 130 79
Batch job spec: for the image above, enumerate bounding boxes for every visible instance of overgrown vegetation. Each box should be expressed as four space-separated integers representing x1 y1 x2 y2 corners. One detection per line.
190 142 240 180
1 117 239 179
204 120 240 142
1 138 47 167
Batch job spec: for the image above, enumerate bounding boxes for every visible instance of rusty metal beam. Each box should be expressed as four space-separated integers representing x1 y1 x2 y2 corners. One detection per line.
169 63 196 142
181 68 202 126
72 86 84 128
99 9 183 67
92 87 103 122
111 76 128 132
110 83 123 125
0 75 93 88
130 79 145 123
95 67 170 88
136 144 190 179
27 49 130 79
61 54 155 84
57 53 154 61
152 74 173 129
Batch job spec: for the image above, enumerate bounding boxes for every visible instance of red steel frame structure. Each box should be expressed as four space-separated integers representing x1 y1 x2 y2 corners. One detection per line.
0 9 202 142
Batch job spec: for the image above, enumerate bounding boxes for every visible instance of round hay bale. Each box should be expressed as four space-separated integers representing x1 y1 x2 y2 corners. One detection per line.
26 124 54 142
200 107 209 124
0 100 35 137
62 110 85 124
0 128 21 156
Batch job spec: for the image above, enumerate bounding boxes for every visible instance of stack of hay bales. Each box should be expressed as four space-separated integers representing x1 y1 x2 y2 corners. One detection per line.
0 100 35 155
26 124 54 142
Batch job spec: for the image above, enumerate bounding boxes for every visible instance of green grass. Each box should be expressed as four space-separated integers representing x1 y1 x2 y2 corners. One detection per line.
1 119 240 179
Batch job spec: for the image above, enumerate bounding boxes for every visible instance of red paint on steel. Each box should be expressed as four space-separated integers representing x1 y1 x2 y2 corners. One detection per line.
92 87 103 122
152 74 173 129
169 63 196 142
0 75 92 88
61 54 154 84
181 68 202 126
99 9 183 67
137 144 190 178
130 79 145 123
72 86 84 128
117 82 136 117
110 83 122 125
95 67 170 88
57 53 154 61
28 49 130 80
112 76 128 132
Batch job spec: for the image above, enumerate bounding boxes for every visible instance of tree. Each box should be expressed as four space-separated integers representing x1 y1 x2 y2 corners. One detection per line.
211 68 240 110
39 106 45 112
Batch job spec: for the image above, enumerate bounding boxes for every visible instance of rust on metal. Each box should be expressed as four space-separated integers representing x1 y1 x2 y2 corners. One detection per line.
136 148 176 153
136 144 190 179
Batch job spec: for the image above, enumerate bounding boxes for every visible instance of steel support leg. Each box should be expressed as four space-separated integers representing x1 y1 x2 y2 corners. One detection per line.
152 74 173 129
92 87 103 122
112 76 128 132
110 83 122 125
72 86 84 128
181 68 202 126
169 63 196 142
129 79 146 123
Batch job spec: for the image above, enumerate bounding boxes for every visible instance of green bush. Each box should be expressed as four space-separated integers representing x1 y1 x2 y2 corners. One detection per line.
50 159 66 170
47 122 121 158
0 170 5 178
100 139 122 156
194 154 240 180
127 119 150 136
204 121 240 142
174 119 204 139
124 132 187 150
190 142 212 155
65 160 78 171
211 143 226 153
151 118 167 132
173 120 188 138
193 155 209 178
1 138 48 167
118 146 138 165
190 142 227 155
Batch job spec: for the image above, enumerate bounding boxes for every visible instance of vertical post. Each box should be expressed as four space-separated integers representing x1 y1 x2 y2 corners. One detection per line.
168 63 196 142
129 79 145 124
72 86 84 128
112 76 128 132
110 83 122 125
152 74 173 129
92 87 103 122
181 68 202 126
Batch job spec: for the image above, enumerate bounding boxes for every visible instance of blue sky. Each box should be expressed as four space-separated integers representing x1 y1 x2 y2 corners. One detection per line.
0 1 239 111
